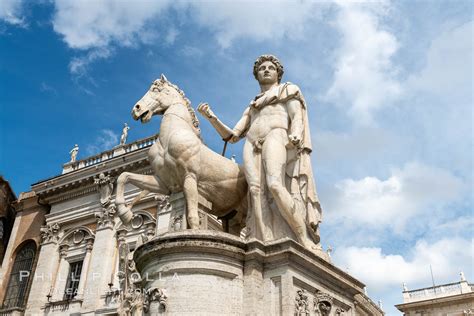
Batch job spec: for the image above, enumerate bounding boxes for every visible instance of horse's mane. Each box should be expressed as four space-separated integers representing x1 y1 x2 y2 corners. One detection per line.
163 79 201 137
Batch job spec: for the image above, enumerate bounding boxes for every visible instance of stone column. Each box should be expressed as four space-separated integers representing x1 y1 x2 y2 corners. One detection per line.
76 240 93 300
81 218 116 312
25 225 61 315
52 245 70 301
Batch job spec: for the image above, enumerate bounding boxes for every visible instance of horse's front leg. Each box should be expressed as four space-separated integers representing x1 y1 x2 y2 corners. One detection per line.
183 173 199 229
116 172 169 224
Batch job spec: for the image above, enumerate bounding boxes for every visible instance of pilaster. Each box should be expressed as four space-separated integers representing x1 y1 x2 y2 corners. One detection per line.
24 230 61 315
81 217 116 311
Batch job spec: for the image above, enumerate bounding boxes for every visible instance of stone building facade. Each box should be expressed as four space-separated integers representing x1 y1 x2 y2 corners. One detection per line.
0 135 162 315
0 134 384 315
396 275 474 316
0 176 17 264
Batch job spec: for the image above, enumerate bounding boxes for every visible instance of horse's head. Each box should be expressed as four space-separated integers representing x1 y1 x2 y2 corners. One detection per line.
132 74 186 123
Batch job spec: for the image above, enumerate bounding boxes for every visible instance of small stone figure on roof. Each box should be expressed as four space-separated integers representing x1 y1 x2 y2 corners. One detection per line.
120 123 130 145
69 144 79 162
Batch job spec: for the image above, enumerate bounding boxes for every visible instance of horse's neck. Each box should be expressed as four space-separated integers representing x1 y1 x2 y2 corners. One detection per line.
166 102 189 118
161 103 199 138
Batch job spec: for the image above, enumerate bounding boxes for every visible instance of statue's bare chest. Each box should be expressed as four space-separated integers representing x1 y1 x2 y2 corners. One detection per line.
247 103 289 140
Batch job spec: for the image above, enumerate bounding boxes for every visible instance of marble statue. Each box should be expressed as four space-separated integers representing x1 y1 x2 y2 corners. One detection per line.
115 75 248 234
94 173 114 207
198 54 321 249
120 123 130 145
69 144 79 163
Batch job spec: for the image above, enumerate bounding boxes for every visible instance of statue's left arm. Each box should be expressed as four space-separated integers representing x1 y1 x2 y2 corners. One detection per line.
286 85 304 148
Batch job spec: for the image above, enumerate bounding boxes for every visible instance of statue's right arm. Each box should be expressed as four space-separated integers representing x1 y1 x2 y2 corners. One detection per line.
197 103 250 143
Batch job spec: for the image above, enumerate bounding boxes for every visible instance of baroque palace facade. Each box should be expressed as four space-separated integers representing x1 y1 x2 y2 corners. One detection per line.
0 135 163 315
0 134 383 316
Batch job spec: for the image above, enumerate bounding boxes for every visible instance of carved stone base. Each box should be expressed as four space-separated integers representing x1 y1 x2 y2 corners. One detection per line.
155 192 223 235
133 231 383 316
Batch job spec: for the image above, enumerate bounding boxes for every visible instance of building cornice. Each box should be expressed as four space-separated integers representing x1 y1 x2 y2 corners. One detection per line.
396 292 474 311
33 152 153 202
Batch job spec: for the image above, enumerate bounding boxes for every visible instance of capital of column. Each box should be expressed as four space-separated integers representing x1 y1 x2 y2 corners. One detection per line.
40 222 61 245
95 204 116 230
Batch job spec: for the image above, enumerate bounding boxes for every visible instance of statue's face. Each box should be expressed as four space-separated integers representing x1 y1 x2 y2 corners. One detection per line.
256 61 278 85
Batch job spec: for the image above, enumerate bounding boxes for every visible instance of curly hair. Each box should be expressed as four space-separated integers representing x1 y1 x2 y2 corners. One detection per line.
253 54 284 83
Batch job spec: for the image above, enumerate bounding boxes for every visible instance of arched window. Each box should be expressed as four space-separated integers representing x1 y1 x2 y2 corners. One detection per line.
2 241 36 309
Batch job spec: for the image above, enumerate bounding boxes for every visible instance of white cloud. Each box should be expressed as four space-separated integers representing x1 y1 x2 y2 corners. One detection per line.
186 0 323 49
50 0 322 51
86 129 119 155
69 47 112 77
325 1 401 124
325 162 465 232
408 20 473 101
39 82 57 95
49 0 325 75
52 0 171 50
0 0 25 25
333 237 473 292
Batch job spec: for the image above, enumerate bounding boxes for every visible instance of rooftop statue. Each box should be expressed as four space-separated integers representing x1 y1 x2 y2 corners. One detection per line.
198 54 321 249
115 74 247 235
69 144 79 163
120 123 130 145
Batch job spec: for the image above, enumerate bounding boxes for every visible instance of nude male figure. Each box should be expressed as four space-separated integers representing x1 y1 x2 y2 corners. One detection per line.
198 55 319 248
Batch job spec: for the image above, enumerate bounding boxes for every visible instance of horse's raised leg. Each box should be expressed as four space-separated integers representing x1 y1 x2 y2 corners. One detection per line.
116 172 169 224
183 173 199 229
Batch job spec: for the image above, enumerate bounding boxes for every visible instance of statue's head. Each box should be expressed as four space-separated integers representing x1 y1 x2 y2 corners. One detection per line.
132 74 190 123
253 54 284 83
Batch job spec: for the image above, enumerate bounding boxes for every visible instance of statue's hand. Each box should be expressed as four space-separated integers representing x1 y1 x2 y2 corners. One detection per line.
197 102 216 120
289 134 302 148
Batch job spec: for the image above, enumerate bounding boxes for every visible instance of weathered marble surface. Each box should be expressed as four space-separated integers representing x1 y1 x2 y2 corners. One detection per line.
198 55 322 251
115 75 247 236
132 231 378 316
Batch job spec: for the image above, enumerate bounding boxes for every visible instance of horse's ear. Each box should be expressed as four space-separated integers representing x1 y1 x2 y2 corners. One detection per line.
160 74 168 82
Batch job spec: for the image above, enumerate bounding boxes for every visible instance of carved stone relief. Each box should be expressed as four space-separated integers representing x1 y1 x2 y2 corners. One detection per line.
157 195 171 214
115 240 167 316
40 223 61 244
94 173 116 229
295 289 310 316
314 290 333 316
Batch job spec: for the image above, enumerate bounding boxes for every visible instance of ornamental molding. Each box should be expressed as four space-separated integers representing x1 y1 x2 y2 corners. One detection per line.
33 151 152 199
116 211 156 239
40 222 61 244
39 166 153 204
314 290 333 316
95 204 117 229
59 226 95 249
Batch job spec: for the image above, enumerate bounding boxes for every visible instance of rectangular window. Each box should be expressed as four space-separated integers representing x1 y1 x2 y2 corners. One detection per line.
64 261 83 300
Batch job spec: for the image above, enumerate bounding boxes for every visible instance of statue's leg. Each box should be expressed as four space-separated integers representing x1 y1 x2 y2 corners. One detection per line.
183 173 200 229
262 130 312 248
116 172 169 224
243 141 270 241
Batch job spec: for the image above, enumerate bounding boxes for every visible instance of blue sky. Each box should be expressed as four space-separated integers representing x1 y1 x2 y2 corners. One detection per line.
0 1 472 314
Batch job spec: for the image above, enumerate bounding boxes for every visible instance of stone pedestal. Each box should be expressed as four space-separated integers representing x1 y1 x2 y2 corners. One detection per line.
133 231 377 316
155 192 222 235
